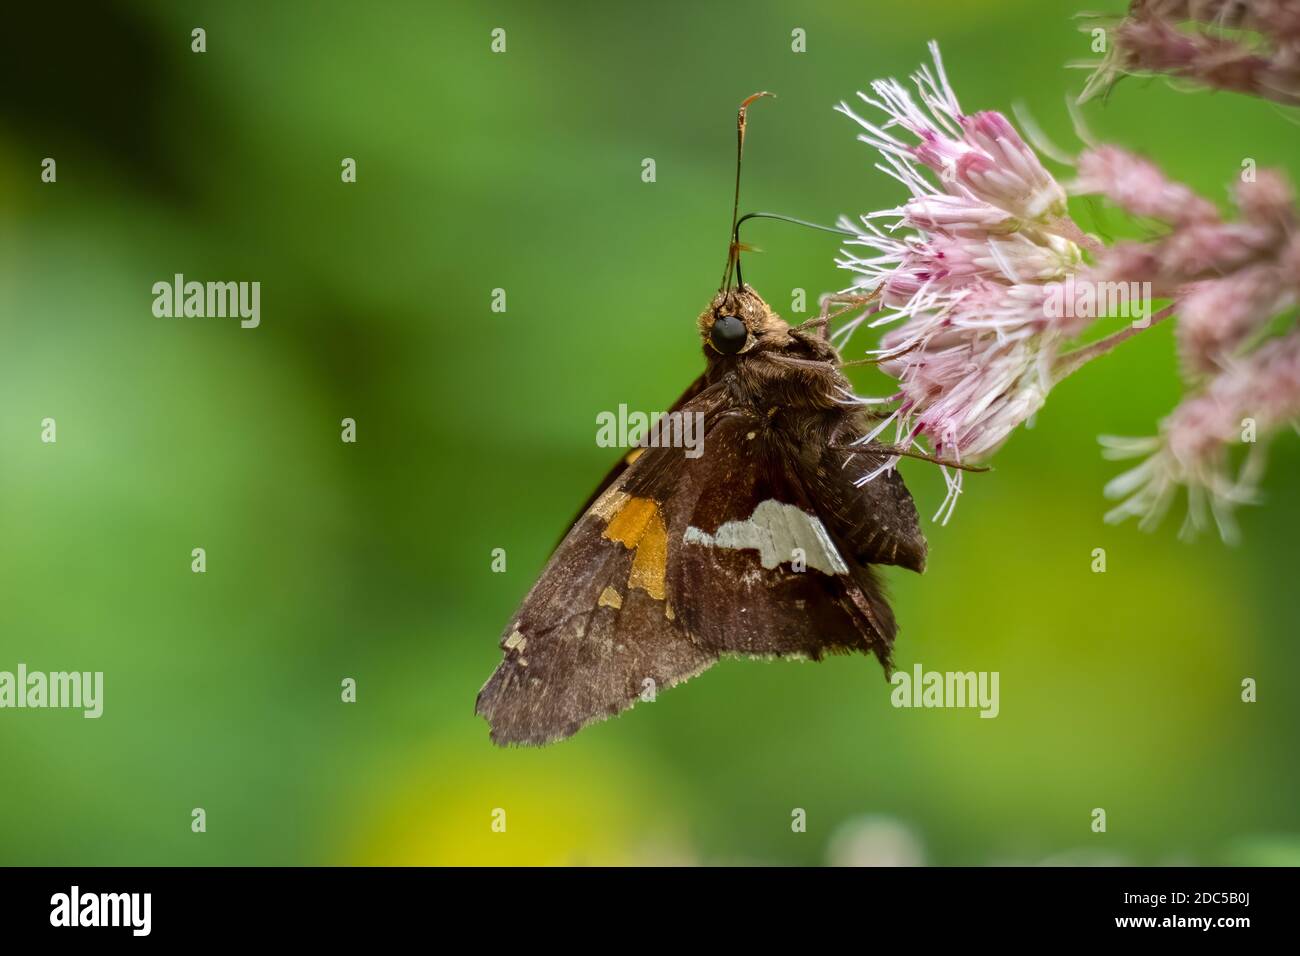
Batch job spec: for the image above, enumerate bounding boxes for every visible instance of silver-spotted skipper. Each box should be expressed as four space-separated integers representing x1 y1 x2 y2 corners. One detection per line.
477 94 947 746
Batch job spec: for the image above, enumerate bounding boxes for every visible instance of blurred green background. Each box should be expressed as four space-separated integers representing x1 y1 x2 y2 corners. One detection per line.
1 0 1297 866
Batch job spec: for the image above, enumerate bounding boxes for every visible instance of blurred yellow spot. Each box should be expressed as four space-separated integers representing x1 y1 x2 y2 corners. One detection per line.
342 746 674 866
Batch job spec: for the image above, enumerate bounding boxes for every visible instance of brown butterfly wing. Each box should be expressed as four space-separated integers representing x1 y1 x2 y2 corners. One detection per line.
476 391 919 745
638 411 900 663
557 374 710 544
476 391 721 746
803 438 928 574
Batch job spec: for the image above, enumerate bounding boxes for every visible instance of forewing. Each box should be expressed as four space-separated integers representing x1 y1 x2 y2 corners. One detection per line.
476 387 723 746
560 373 709 542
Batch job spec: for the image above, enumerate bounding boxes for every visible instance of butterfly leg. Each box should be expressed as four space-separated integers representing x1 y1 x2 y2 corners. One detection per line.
793 290 881 342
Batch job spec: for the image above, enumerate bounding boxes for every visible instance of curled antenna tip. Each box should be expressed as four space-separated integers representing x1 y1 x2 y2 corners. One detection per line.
721 93 776 292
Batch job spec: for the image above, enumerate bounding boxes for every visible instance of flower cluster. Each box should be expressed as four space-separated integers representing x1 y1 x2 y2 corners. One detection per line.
1082 0 1300 108
1076 152 1297 375
1102 333 1300 541
835 39 1300 538
834 42 1098 521
1078 154 1300 539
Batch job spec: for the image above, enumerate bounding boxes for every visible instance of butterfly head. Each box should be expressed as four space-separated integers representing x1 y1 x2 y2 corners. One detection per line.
698 285 791 357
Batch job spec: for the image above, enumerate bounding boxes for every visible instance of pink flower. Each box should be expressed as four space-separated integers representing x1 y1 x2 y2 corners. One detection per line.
893 194 1021 238
955 112 1068 221
1074 146 1300 537
1281 233 1300 294
1103 331 1300 541
1076 154 1297 383
1072 146 1219 226
1157 220 1281 279
834 43 1089 520
1177 265 1292 374
836 41 1300 539
1072 153 1291 284
1083 2 1300 108
838 230 1077 307
880 337 1051 463
1236 167 1296 230
838 45 1069 227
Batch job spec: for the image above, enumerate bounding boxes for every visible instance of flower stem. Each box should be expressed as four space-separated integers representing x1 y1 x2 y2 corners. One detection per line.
1052 304 1176 382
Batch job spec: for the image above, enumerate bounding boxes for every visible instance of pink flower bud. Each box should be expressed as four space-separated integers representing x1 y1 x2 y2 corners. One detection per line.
1176 266 1291 374
1235 167 1297 229
1105 331 1300 540
897 195 1021 237
957 112 1068 221
1074 146 1219 226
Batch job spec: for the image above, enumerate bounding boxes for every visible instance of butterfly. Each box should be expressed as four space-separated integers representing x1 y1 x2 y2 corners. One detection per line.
476 93 945 746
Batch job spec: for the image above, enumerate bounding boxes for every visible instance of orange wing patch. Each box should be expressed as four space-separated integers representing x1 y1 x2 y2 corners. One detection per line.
601 496 668 601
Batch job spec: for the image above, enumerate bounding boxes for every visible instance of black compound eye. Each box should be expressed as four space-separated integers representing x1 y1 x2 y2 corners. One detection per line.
709 314 748 354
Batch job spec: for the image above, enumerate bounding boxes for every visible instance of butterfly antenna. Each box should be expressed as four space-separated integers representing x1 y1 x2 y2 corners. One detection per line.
720 91 774 294
731 213 861 292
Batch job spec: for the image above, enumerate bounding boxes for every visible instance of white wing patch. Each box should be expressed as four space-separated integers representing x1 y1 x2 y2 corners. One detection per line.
683 499 849 575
